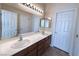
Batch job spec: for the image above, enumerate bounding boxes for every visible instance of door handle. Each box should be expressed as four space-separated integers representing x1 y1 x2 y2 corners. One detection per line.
76 34 78 38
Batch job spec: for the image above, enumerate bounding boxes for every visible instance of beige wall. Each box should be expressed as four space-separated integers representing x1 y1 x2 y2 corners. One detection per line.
0 4 1 9
33 3 44 11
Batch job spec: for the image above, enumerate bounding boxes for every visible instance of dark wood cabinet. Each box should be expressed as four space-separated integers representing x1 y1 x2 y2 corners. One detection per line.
37 40 45 55
13 35 51 56
37 35 51 56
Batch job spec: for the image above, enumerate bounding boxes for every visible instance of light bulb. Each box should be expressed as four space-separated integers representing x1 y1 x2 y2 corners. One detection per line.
41 10 43 13
30 4 33 7
34 6 37 10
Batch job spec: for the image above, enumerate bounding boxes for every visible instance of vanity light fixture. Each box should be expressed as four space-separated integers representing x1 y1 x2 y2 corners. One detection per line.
22 3 43 14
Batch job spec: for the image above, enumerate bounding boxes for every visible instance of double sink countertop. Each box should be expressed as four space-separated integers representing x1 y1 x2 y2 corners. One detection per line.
0 32 52 56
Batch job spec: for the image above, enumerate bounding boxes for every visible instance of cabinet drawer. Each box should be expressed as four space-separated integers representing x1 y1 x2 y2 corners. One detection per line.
27 49 37 56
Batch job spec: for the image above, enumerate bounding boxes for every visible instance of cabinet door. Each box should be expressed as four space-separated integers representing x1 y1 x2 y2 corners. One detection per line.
44 36 51 50
26 43 37 56
37 39 44 55
37 35 51 56
27 49 37 56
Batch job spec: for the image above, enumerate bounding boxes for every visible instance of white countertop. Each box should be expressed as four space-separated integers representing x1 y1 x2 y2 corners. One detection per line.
0 32 52 56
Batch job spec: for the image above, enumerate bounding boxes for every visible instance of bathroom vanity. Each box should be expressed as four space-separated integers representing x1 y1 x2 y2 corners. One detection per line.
0 32 51 56
13 35 51 56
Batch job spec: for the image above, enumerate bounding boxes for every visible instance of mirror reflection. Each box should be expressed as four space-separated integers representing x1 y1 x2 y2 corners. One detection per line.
0 10 52 40
0 10 41 40
40 18 52 28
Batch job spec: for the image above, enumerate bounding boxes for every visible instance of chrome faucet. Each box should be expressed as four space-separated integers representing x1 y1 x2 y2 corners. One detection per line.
41 29 45 35
19 34 23 41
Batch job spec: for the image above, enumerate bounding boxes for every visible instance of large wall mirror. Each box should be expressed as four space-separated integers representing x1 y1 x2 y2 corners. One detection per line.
0 10 33 40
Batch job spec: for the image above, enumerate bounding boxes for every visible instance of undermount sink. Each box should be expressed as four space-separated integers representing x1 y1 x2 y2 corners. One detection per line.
11 39 30 49
11 33 48 49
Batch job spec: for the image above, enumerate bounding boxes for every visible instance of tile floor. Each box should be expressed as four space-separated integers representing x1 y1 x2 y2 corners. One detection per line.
42 47 69 56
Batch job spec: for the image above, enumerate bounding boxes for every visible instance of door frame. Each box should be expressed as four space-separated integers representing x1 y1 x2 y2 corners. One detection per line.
53 8 78 55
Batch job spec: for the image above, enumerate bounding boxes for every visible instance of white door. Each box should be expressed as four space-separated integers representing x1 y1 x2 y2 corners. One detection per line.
73 10 79 56
74 32 79 55
53 9 76 53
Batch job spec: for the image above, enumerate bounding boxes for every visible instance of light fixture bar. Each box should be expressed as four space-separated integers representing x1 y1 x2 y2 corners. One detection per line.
22 3 43 14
